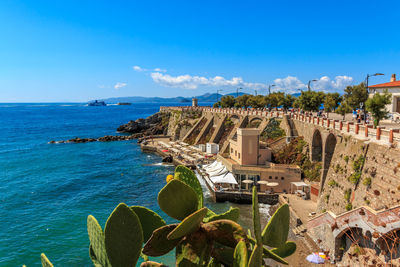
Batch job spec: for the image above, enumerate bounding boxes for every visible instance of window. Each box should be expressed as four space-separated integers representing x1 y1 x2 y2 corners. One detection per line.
281 177 284 180
231 148 233 153
269 176 272 179
235 150 237 156
275 176 278 180
238 153 240 159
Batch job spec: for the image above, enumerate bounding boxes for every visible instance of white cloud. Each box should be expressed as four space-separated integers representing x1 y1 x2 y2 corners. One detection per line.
114 82 127 89
133 66 144 72
273 75 353 94
153 67 167 72
150 72 267 90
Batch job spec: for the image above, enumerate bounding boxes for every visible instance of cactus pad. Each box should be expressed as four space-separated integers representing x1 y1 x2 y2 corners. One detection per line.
40 253 53 267
130 206 166 243
248 244 262 267
202 219 247 248
104 203 143 267
174 165 204 209
89 245 104 267
87 215 109 266
158 179 198 220
233 240 248 267
251 186 262 245
140 261 168 267
176 230 211 266
203 207 239 223
248 236 288 265
271 241 296 258
210 243 234 266
261 204 289 248
168 207 208 240
143 224 182 256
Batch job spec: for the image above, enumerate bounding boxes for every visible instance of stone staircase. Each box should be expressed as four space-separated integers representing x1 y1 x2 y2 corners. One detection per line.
195 116 214 144
219 116 248 154
210 115 227 144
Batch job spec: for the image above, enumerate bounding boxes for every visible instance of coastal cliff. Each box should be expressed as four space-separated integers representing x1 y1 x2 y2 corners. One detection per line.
117 112 170 137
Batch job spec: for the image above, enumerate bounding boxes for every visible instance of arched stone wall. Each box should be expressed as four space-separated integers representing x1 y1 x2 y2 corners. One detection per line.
321 133 337 190
311 130 323 162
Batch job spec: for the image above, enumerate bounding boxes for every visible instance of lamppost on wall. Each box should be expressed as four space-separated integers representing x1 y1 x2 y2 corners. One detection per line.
307 79 318 91
268 84 275 95
364 73 384 122
236 87 243 98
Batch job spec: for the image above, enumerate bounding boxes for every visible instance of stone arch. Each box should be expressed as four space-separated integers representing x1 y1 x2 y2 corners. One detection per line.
321 133 337 189
248 117 262 128
230 115 240 124
334 227 365 260
375 228 400 261
311 130 323 162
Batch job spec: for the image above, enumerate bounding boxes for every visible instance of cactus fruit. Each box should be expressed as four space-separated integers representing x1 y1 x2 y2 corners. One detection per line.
166 174 174 183
271 241 297 258
174 165 204 209
143 224 183 257
167 207 208 240
203 207 240 223
40 253 53 267
233 240 248 267
104 203 143 267
261 203 290 248
158 179 198 220
130 206 166 243
87 215 109 266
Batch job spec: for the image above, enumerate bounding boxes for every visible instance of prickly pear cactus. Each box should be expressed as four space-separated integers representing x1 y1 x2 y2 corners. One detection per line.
158 179 198 220
174 165 204 209
203 207 240 223
168 207 208 240
143 224 183 257
40 253 53 267
233 240 248 267
261 203 290 248
130 206 166 243
87 215 109 266
104 203 143 267
248 186 263 267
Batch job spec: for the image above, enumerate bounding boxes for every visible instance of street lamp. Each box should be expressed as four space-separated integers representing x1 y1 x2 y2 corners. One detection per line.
363 73 384 122
307 79 318 91
254 89 258 96
216 89 223 103
236 87 243 98
268 84 275 95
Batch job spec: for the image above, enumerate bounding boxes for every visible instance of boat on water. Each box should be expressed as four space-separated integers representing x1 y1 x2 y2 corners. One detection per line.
88 100 107 106
117 102 131 105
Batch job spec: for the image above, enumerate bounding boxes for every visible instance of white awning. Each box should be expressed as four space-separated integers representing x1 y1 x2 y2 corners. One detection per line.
205 161 223 172
208 166 227 177
291 182 309 187
211 172 238 184
203 161 218 170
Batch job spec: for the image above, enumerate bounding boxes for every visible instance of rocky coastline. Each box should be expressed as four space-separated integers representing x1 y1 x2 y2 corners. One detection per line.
49 112 169 144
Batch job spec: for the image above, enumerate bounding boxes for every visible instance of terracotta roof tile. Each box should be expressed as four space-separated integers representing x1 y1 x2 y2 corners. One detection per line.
369 80 400 88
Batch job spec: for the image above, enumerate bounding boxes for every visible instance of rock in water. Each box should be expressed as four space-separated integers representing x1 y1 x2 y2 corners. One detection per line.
162 155 173 163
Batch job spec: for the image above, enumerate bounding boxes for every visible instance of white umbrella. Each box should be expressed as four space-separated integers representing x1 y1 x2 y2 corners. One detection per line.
257 181 269 185
267 182 279 187
306 253 325 264
242 180 254 184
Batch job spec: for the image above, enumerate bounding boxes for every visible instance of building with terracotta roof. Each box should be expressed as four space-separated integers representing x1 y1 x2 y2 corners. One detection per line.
369 74 400 113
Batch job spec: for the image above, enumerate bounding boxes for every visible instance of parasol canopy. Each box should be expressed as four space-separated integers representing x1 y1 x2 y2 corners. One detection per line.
242 180 254 184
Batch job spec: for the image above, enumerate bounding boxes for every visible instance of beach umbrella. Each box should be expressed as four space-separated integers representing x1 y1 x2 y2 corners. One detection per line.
257 180 269 185
242 180 254 184
162 149 169 152
306 253 325 264
267 182 279 187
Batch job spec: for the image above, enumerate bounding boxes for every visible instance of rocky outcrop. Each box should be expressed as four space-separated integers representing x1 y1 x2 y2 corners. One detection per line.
117 112 170 137
49 135 137 144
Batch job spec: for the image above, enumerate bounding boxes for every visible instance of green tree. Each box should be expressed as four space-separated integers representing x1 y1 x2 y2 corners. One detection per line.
213 101 220 108
343 83 368 109
247 95 266 108
324 93 342 118
365 90 392 127
220 95 236 108
265 92 285 108
279 94 295 111
335 101 352 120
296 91 325 111
234 94 251 108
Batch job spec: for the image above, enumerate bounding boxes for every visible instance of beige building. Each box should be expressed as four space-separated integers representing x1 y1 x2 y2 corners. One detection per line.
369 74 400 113
221 128 301 193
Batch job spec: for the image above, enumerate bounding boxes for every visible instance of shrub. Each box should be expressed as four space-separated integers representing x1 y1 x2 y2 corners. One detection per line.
344 189 352 202
363 177 372 187
328 180 338 187
345 203 353 211
344 155 349 163
352 155 365 172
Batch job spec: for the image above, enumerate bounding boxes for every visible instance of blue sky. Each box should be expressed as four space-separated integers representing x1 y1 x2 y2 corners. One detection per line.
1 0 400 102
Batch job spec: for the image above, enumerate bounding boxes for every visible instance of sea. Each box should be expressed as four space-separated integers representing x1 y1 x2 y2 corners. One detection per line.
0 103 270 266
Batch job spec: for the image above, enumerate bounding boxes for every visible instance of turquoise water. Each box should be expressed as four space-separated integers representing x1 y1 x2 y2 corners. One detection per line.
0 103 265 266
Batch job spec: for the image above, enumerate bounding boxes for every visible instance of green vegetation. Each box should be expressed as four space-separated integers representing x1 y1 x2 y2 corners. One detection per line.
344 189 352 202
349 172 361 185
345 203 353 211
323 93 342 113
328 180 338 187
293 90 325 112
35 166 295 267
366 90 392 127
261 118 285 141
344 155 349 163
274 137 321 181
342 82 369 110
363 177 372 187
